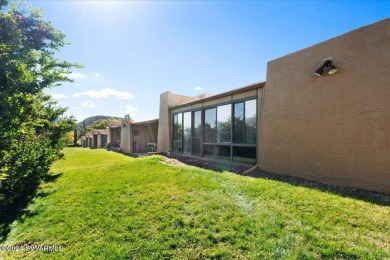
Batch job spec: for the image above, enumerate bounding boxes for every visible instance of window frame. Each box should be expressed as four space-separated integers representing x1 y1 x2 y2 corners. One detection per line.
171 96 257 164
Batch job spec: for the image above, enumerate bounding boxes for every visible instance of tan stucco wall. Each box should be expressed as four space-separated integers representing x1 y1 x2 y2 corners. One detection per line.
170 90 258 115
191 103 203 110
97 134 102 148
172 105 192 113
233 89 257 100
107 129 111 144
257 88 263 164
260 18 390 193
157 92 197 153
203 96 231 107
121 119 132 153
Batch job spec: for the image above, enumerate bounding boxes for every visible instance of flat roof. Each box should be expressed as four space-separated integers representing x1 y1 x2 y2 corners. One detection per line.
132 118 159 126
170 81 265 110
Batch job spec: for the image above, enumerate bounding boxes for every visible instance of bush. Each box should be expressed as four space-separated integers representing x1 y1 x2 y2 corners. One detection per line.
0 134 62 212
0 1 79 217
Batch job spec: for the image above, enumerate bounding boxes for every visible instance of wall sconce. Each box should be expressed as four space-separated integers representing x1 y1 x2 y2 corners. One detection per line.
314 59 337 76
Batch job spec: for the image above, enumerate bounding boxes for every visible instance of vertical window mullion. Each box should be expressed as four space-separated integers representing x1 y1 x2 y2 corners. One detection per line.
230 103 233 161
201 109 204 157
181 113 184 153
243 101 246 144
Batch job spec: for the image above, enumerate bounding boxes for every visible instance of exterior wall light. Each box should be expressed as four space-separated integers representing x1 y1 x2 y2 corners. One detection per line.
314 59 337 76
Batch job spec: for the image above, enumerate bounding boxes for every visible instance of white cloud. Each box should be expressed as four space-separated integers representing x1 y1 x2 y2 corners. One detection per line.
81 101 95 107
74 88 134 100
67 72 86 79
94 72 100 78
125 105 139 114
75 114 87 122
75 83 83 87
51 93 68 99
194 86 202 91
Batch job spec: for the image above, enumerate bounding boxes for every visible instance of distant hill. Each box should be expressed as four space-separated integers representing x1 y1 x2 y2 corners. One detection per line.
78 115 122 126
77 116 123 137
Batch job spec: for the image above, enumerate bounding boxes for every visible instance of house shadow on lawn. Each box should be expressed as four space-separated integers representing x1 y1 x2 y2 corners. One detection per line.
0 172 62 242
168 154 390 206
244 170 390 206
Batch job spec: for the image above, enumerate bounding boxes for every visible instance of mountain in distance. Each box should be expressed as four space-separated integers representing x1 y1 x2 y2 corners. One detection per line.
78 115 122 127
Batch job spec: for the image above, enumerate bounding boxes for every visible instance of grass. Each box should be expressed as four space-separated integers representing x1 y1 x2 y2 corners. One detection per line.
0 148 389 259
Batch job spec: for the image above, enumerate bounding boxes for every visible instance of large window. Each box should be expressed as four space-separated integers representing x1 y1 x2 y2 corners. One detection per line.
183 112 191 154
203 144 231 161
233 146 256 164
172 113 182 153
217 104 231 143
233 102 244 143
172 98 257 164
192 111 201 155
233 99 256 144
245 99 256 144
204 108 216 143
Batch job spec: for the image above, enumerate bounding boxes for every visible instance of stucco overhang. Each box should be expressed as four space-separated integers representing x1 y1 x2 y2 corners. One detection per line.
170 81 265 110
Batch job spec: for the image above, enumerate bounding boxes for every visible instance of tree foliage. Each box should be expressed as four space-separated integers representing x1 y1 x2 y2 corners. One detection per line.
0 1 79 214
91 119 108 130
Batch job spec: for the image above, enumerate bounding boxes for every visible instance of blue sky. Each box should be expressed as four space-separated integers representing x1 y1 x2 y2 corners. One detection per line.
27 0 389 122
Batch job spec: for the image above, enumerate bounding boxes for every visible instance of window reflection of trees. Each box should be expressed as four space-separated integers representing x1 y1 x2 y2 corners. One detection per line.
173 98 257 163
245 99 256 144
192 111 201 155
234 102 245 143
217 104 231 143
204 108 216 143
183 112 191 153
172 113 182 152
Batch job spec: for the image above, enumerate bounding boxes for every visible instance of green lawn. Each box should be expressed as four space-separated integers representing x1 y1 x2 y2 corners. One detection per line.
1 148 389 259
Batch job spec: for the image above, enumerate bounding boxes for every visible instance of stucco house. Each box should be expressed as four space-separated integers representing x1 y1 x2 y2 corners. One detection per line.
91 129 108 149
157 18 390 193
100 18 389 193
81 129 107 148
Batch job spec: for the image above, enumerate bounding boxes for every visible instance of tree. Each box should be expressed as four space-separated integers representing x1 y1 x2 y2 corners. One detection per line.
73 129 78 146
65 131 75 146
92 119 108 129
0 1 80 218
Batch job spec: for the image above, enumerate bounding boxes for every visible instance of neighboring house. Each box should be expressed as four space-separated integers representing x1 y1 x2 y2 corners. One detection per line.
84 134 92 148
91 129 108 149
81 130 107 149
86 18 389 193
81 136 86 147
107 117 159 154
107 119 122 148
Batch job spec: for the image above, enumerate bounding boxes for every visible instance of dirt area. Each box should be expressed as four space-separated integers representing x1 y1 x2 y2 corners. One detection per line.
161 158 188 167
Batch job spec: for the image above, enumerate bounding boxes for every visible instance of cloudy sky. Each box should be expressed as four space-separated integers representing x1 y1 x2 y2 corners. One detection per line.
27 0 389 122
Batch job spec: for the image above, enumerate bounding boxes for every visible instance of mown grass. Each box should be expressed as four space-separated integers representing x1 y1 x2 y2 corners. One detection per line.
0 148 389 259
